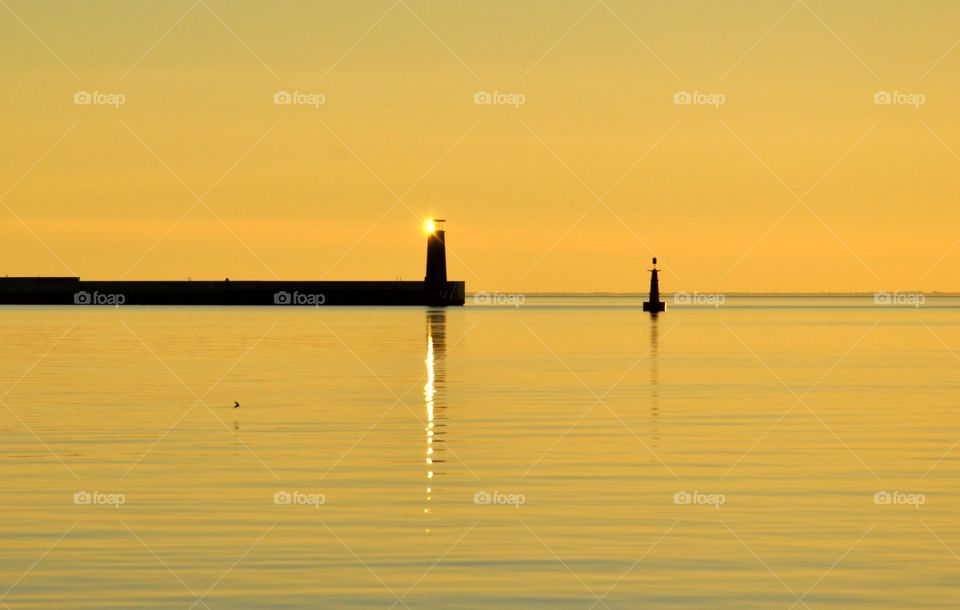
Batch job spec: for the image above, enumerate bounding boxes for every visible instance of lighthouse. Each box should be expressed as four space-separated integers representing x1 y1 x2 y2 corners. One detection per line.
642 257 665 313
0 219 466 306
424 219 448 288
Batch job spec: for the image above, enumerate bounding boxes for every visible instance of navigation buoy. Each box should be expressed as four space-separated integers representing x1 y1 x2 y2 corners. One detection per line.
642 257 665 313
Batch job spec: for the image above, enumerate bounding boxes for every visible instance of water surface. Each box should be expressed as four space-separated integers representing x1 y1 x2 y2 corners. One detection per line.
0 297 958 608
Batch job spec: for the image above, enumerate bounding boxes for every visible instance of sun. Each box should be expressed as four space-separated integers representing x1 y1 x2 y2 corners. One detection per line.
422 219 435 234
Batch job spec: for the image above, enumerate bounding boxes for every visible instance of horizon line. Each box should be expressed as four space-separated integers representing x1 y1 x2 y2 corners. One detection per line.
470 291 960 297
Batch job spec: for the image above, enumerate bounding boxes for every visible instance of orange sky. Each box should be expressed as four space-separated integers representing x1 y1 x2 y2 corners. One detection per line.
1 0 959 292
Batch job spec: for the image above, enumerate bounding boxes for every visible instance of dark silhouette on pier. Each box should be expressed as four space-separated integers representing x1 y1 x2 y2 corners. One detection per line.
642 257 665 313
0 221 465 307
424 220 448 287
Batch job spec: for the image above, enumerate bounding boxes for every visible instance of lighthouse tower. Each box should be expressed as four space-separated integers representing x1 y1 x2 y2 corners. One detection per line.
424 219 448 288
642 257 666 313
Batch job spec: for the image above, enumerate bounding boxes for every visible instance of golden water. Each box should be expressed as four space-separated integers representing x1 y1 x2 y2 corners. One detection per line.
0 297 957 608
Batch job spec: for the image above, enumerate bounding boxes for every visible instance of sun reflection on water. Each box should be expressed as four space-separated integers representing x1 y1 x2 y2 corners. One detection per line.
424 310 446 527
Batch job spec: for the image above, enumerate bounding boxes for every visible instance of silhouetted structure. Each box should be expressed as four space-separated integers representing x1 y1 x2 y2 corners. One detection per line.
642 257 665 313
0 221 465 306
424 219 448 287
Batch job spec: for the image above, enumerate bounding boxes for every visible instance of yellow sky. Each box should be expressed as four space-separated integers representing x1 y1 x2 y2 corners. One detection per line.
1 0 959 292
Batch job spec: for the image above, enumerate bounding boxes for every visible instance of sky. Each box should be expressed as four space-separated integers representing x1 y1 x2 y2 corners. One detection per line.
1 0 959 293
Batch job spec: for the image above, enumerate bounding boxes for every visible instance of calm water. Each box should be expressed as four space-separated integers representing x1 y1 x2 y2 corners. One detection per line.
0 297 958 608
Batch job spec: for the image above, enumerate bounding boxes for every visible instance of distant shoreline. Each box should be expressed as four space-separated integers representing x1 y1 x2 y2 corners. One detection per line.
468 292 960 297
